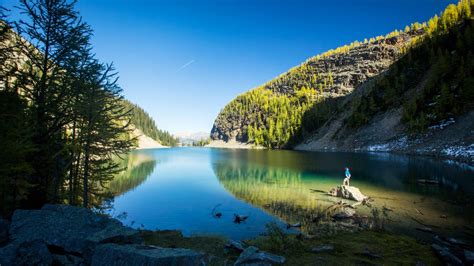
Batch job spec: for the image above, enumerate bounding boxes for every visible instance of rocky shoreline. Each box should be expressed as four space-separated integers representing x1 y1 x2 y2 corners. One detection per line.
0 205 205 265
1 201 472 265
0 205 289 266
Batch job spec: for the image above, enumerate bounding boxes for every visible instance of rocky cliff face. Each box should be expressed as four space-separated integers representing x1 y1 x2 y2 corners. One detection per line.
210 31 423 144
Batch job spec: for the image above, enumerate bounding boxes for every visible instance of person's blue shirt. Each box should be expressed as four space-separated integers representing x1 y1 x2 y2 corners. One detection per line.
345 168 351 178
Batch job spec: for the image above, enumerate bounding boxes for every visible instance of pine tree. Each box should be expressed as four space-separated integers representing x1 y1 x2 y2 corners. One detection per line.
441 4 460 31
78 61 134 208
14 0 92 206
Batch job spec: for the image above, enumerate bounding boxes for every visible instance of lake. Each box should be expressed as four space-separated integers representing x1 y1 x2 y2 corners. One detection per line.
106 148 474 240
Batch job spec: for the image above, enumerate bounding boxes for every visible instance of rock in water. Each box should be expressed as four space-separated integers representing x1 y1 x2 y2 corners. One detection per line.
328 185 368 202
234 246 285 265
91 243 206 266
9 204 141 259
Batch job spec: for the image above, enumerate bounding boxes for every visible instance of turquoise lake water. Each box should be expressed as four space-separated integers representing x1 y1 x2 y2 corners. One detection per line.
107 148 474 240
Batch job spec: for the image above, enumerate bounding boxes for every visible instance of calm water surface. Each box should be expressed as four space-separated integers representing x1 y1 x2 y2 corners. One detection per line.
107 148 474 240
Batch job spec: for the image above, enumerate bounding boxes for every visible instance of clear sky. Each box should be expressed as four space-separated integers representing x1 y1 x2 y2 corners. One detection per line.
4 0 456 134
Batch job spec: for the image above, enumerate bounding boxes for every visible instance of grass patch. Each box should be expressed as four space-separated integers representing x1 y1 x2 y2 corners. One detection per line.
140 228 441 265
248 230 442 265
140 230 231 265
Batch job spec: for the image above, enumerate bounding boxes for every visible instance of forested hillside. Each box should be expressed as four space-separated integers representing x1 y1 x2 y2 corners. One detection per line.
122 100 178 147
211 0 474 156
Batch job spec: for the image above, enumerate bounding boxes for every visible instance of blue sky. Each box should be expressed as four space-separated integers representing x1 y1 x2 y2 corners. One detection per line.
4 0 456 134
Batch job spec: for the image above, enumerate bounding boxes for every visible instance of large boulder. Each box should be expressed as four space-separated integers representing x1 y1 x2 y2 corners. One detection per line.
328 185 368 202
0 239 53 266
14 239 53 266
91 243 206 266
234 246 285 266
9 204 141 260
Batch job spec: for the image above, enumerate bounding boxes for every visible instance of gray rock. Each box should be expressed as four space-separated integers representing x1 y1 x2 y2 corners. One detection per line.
14 239 53 266
0 239 54 266
311 244 334 253
464 249 474 264
234 246 285 266
9 204 141 260
0 241 21 265
52 254 85 266
332 208 356 220
91 243 206 266
446 237 468 247
431 244 463 266
328 185 368 202
225 239 246 252
0 218 9 245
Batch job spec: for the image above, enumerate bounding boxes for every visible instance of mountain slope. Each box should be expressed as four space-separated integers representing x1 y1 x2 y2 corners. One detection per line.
297 16 474 163
122 100 178 147
211 23 423 148
211 1 474 163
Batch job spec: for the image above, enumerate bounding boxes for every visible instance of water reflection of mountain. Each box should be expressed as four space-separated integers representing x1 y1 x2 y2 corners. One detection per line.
107 153 157 196
210 150 473 236
212 149 474 196
212 161 324 233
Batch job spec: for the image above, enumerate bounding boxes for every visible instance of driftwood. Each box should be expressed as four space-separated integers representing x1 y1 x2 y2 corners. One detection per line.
415 208 424 215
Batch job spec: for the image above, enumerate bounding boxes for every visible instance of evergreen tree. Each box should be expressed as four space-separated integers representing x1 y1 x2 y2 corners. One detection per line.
0 0 136 212
14 0 92 206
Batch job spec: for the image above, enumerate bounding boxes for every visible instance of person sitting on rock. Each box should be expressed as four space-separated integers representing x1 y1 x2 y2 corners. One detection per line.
343 167 351 186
